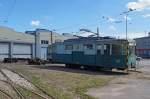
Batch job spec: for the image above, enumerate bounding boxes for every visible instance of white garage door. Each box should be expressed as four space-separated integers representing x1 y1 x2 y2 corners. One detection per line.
41 47 47 60
0 43 9 60
13 44 32 58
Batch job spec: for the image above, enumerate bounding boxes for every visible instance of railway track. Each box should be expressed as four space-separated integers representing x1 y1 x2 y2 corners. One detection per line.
0 68 56 99
0 88 14 99
0 70 25 99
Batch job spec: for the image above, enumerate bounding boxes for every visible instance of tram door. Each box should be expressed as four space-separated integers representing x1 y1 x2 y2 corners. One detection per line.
96 44 103 66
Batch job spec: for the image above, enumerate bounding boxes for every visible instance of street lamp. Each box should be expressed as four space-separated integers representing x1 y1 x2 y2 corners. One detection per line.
125 14 128 40
121 9 136 40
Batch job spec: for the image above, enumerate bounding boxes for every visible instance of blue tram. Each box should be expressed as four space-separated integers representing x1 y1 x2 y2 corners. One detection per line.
51 37 136 70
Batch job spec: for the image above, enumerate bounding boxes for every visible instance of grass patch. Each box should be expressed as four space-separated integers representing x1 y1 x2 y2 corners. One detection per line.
10 65 112 99
16 86 43 99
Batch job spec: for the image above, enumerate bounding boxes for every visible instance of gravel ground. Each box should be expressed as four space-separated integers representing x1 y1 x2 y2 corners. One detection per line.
0 72 7 81
1 69 36 91
87 59 150 99
0 80 19 99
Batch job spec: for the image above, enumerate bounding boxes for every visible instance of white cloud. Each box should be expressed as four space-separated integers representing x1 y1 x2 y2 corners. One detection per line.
78 31 146 39
108 17 115 22
30 20 40 26
118 32 146 39
109 25 117 32
142 14 150 18
78 32 145 39
77 32 94 37
127 0 150 11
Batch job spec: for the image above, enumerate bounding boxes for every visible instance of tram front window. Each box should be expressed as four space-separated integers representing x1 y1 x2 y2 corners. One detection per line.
128 42 136 55
112 45 122 55
129 45 135 55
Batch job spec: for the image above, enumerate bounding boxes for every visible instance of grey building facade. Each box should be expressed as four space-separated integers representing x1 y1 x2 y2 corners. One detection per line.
0 26 76 61
26 29 77 60
135 34 150 58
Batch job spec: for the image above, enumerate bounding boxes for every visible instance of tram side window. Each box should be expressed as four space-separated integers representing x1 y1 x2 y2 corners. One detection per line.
97 44 102 54
112 45 122 55
74 45 80 50
84 44 93 50
104 44 110 55
65 45 73 50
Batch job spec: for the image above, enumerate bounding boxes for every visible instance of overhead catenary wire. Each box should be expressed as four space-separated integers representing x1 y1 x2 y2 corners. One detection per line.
53 17 109 33
51 10 131 33
43 8 142 36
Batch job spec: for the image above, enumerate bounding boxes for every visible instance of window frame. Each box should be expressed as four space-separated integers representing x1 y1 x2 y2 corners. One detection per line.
65 45 73 50
84 44 93 50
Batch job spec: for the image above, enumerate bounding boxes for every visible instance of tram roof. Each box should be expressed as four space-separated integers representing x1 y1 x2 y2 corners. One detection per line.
62 37 128 44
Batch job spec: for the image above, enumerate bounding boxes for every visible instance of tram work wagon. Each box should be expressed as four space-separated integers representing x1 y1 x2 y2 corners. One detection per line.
51 37 136 70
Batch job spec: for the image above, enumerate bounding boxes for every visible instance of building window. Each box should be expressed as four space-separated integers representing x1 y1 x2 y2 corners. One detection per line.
45 41 49 44
84 44 93 50
41 40 44 44
65 45 73 50
41 40 49 44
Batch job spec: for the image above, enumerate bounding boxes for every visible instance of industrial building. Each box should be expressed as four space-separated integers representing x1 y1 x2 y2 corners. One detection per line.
0 26 35 60
26 29 76 60
0 26 76 61
135 33 150 58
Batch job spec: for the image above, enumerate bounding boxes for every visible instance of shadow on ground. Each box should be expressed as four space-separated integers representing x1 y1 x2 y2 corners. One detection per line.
30 64 128 76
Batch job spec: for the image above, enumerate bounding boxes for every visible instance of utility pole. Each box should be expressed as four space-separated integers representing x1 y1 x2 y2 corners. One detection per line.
97 27 100 37
121 9 136 40
145 31 147 37
50 31 53 45
125 14 128 40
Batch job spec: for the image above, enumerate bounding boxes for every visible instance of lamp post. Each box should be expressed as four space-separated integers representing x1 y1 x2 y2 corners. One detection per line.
122 8 136 40
97 27 100 37
125 14 128 40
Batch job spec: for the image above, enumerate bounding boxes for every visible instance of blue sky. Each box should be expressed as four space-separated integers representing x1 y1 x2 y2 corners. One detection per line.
0 0 150 38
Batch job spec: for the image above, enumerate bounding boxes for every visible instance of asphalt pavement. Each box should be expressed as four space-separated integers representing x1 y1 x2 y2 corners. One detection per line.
87 59 150 99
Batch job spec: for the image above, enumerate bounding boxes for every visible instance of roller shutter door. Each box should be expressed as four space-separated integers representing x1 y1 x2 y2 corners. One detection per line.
0 43 9 60
13 44 32 58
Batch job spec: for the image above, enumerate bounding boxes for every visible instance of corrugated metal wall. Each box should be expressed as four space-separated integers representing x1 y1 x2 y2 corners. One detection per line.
0 42 34 60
